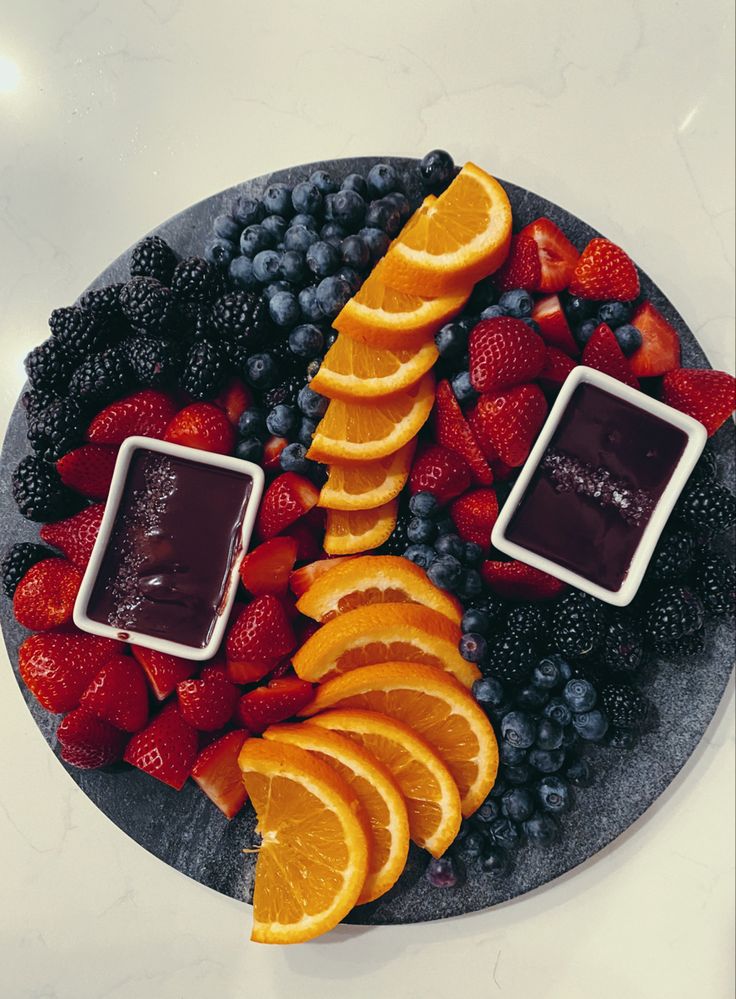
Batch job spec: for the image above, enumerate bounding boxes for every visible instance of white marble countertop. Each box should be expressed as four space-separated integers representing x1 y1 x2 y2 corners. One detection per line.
1 1 734 996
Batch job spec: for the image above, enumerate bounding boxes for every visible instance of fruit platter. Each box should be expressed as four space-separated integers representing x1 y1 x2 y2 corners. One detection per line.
1 153 734 944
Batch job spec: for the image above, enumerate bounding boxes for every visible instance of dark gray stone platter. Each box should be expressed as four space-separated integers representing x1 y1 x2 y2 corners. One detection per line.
1 157 733 925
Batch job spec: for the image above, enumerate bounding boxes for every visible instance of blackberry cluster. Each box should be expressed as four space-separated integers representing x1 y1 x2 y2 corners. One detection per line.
598 612 644 675
1 542 57 598
549 591 606 659
26 398 84 463
691 554 736 619
676 480 736 538
78 283 124 323
180 340 228 399
12 455 79 522
119 276 174 332
129 234 177 284
24 338 75 397
644 584 704 652
125 335 182 388
48 306 109 360
646 528 694 583
68 347 134 407
170 256 218 302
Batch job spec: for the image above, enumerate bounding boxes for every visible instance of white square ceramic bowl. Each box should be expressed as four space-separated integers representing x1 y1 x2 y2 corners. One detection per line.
73 435 265 660
491 366 707 606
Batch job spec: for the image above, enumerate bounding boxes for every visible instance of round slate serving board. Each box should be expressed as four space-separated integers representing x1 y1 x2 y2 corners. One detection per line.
1 157 734 926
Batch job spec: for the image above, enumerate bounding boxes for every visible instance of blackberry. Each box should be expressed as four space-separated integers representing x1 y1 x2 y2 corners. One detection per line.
676 481 736 537
550 590 605 659
126 335 182 388
2 542 58 597
379 506 412 556
211 291 268 342
599 612 644 674
180 339 228 399
68 347 134 406
119 276 174 332
170 256 217 302
468 593 507 631
691 553 736 619
268 333 303 374
78 283 124 323
262 371 304 409
647 529 694 583
505 604 549 641
12 455 79 521
24 339 74 397
645 584 704 648
22 388 58 422
599 683 650 730
653 629 705 659
27 397 84 462
179 301 213 341
129 235 177 284
689 444 718 485
484 631 536 685
48 306 107 361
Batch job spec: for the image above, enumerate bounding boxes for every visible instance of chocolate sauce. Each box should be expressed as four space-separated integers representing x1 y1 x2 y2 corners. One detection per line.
505 383 687 591
87 448 253 648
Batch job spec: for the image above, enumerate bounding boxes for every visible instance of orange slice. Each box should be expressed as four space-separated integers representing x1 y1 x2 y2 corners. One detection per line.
307 372 435 463
263 723 409 904
300 663 499 817
318 441 415 511
291 602 480 688
310 334 439 401
323 501 398 556
306 708 461 857
238 738 369 944
296 554 462 625
381 163 513 296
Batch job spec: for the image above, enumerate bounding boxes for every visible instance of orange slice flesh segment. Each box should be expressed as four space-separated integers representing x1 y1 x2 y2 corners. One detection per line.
238 738 369 944
306 708 462 857
263 723 409 904
318 441 416 511
310 334 439 401
323 501 398 556
291 601 480 688
381 163 512 297
307 372 435 463
300 662 499 817
296 554 462 625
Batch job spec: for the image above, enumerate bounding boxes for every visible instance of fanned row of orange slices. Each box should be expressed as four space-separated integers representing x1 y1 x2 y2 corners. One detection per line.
306 163 512 554
238 556 499 944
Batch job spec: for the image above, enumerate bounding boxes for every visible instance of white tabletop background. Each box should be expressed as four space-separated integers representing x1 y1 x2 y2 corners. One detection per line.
0 2 734 996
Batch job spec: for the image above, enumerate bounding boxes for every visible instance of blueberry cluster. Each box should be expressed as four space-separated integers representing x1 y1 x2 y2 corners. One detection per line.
400 492 484 601
561 293 642 354
235 383 328 480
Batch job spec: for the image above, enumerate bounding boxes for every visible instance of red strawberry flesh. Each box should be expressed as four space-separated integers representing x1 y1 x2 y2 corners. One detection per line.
531 294 579 356
56 445 118 499
191 730 250 819
13 558 82 631
568 238 640 301
433 380 493 485
123 703 199 790
520 218 579 293
86 389 179 446
40 503 105 570
628 301 681 377
662 368 736 437
469 317 546 394
581 324 639 389
481 560 567 600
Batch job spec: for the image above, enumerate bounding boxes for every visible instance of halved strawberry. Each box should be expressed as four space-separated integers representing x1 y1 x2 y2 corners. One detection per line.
539 347 577 389
86 389 179 445
226 594 296 676
13 558 82 631
481 560 567 600
408 444 472 505
661 368 736 437
434 380 493 485
214 377 252 427
123 703 199 790
131 645 198 700
80 654 149 733
40 503 105 570
289 556 355 598
469 317 546 394
581 324 639 389
494 234 542 292
263 436 288 472
568 238 640 301
177 673 239 731
628 301 681 377
519 218 579 292
256 473 320 540
57 706 129 769
164 402 236 455
235 677 314 734
240 536 299 596
19 629 122 713
449 489 499 554
56 445 118 499
468 385 547 467
191 730 250 819
281 516 325 563
531 294 579 356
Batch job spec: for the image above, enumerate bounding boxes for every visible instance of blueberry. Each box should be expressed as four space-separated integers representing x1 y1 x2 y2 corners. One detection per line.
500 711 536 749
359 226 391 263
434 533 465 560
427 553 463 591
383 191 411 221
426 855 465 889
474 797 500 824
535 718 564 751
481 845 510 874
565 757 593 786
283 224 318 254
501 787 535 823
472 676 505 708
235 436 263 463
407 517 436 544
502 762 532 785
260 183 291 218
561 726 579 749
523 812 559 846
297 384 329 419
213 213 241 241
537 776 570 813
266 404 297 437
204 237 236 268
459 569 483 599
434 321 468 357
367 162 399 198
340 234 370 271
516 685 549 711
290 212 319 231
228 255 259 290
556 657 573 683
316 275 352 319
306 240 340 279
464 542 483 565
291 181 322 217
335 266 362 295
480 304 506 320
563 294 595 324
597 300 632 327
419 149 455 190
451 371 477 404
489 816 520 850
309 170 337 195
528 747 566 773
614 323 642 356
259 214 287 244
364 198 402 235
435 517 455 537
563 679 597 713
269 290 300 327
289 324 324 359
455 827 486 859
297 285 323 322
263 279 293 301
459 632 487 663
297 417 318 446
403 544 436 570
278 250 307 284
572 709 609 742
245 353 277 389
576 317 598 347
331 189 365 229
253 250 282 284
409 491 438 518
231 196 264 228
500 742 527 765
499 288 533 318
341 173 368 198
320 221 347 247
280 442 315 475
462 608 490 635
237 407 267 439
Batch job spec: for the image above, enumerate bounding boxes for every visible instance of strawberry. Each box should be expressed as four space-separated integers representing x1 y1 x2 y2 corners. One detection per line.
449 489 498 554
200 662 229 683
519 218 579 292
214 377 252 426
56 445 118 499
289 556 355 598
13 558 82 631
628 301 681 377
40 503 105 570
490 456 515 481
164 402 236 455
256 473 319 540
57 706 129 769
123 703 199 790
191 729 250 819
236 677 314 734
131 645 198 700
494 234 542 292
86 389 179 446
281 518 325 562
434 380 493 485
408 444 472 505
225 659 274 685
468 385 547 467
661 368 736 437
481 560 567 600
239 536 299 596
80 654 149 732
539 347 577 389
568 238 640 301
263 435 289 471
19 629 122 713
226 594 296 672
177 673 239 731
468 317 546 394
581 324 639 389
531 294 579 356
